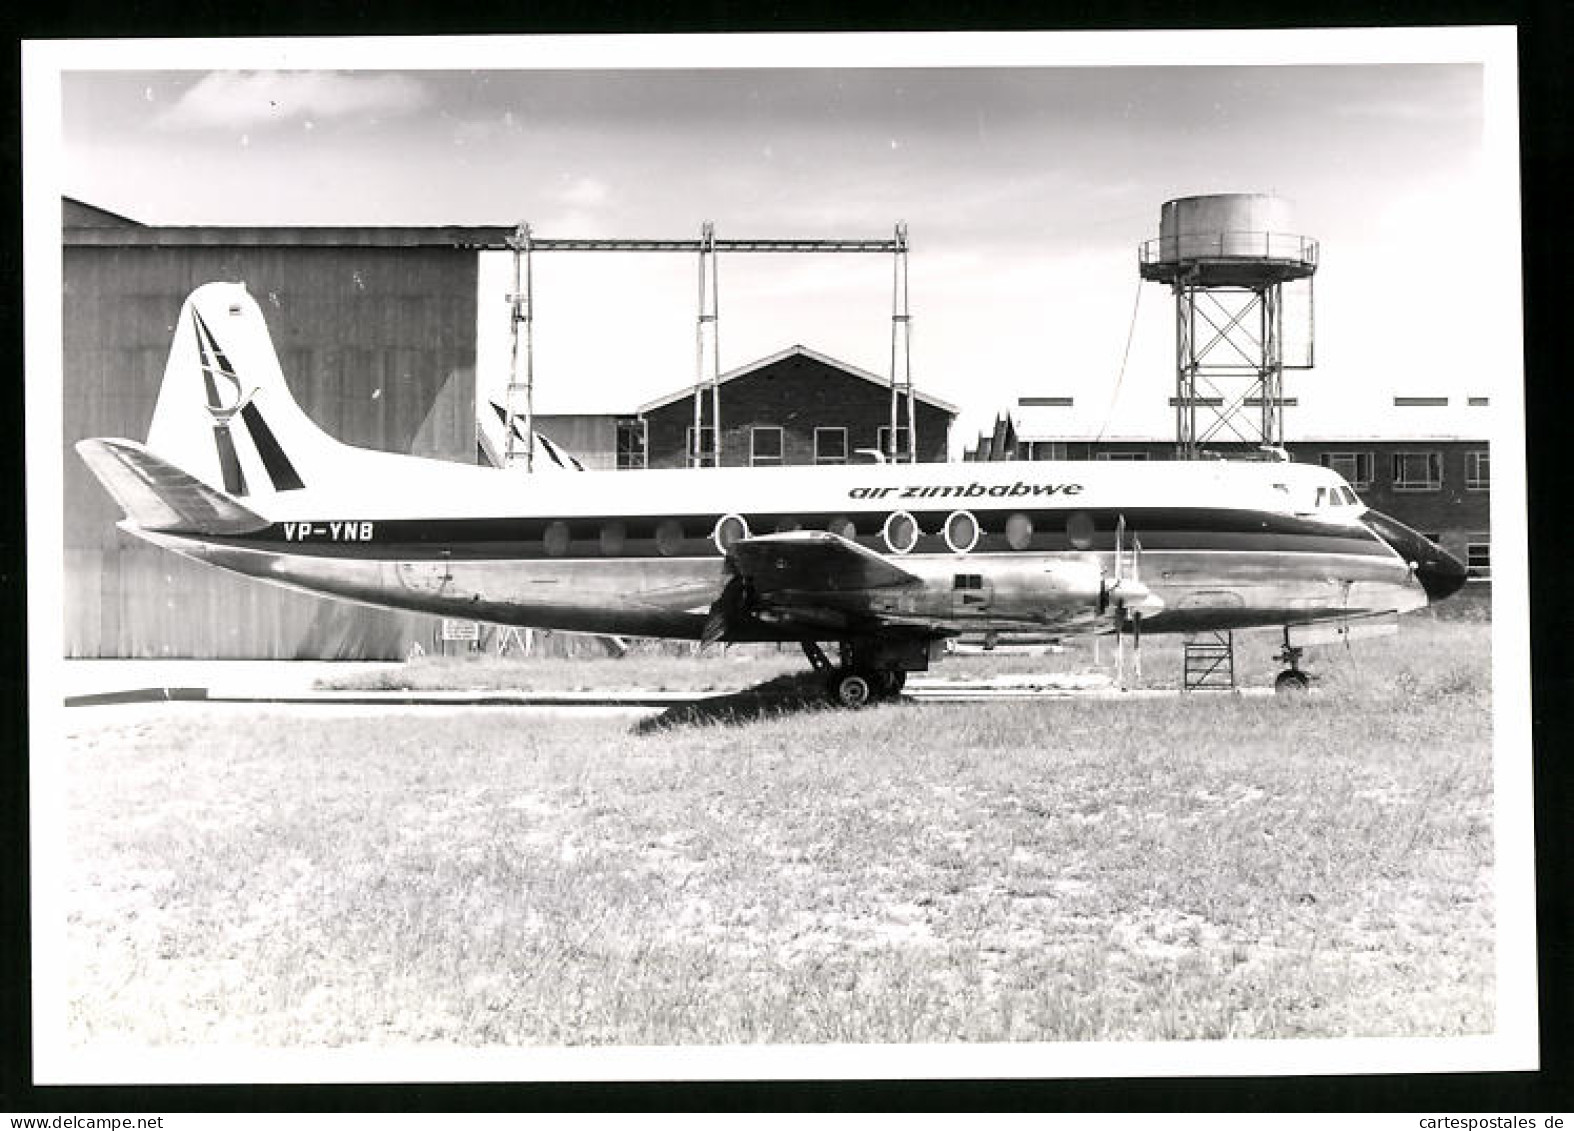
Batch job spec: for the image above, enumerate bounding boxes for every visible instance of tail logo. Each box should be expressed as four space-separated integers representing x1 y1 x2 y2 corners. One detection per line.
193 310 304 493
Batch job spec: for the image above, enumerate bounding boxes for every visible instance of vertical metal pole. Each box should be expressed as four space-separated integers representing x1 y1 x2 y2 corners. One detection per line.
523 228 534 473
693 221 720 467
1175 282 1195 459
710 226 721 465
1261 284 1281 448
504 223 535 472
890 221 914 462
692 244 702 469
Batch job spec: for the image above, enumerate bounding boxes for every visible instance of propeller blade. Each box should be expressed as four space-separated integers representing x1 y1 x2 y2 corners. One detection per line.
701 569 748 648
1133 612 1143 683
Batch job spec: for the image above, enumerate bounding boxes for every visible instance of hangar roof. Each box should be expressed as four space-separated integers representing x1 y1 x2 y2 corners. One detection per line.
63 195 511 248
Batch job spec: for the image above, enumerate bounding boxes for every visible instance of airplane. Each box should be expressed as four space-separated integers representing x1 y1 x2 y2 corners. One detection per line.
76 282 1469 707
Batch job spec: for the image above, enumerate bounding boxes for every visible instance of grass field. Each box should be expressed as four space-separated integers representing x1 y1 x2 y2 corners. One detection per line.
61 611 1494 1049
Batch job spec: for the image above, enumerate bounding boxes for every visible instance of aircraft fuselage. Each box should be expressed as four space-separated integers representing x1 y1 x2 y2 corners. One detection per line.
136 458 1436 643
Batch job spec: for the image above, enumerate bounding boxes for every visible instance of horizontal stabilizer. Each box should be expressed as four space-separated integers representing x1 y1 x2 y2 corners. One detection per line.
76 438 269 536
728 530 921 594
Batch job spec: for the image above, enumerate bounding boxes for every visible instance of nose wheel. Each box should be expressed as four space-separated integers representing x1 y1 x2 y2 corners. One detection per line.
1274 668 1310 694
1274 630 1311 694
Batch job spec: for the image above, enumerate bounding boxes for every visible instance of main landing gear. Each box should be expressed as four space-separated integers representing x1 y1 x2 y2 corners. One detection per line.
1273 629 1311 694
801 641 912 709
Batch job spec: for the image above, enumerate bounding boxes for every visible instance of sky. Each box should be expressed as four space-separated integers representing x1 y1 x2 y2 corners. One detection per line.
48 32 1521 452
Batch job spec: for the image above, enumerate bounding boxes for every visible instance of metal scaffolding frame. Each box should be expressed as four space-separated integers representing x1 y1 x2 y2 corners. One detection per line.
1171 282 1291 456
501 222 914 470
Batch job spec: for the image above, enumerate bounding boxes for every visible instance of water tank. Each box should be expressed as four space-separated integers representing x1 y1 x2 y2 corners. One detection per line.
1139 193 1318 286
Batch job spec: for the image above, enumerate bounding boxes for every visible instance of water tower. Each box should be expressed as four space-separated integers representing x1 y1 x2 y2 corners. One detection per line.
1138 194 1317 458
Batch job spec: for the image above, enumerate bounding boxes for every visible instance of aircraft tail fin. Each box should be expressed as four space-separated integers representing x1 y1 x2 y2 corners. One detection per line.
76 437 269 536
144 282 342 495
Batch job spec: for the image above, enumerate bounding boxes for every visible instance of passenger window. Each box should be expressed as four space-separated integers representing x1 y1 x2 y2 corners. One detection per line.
655 519 684 556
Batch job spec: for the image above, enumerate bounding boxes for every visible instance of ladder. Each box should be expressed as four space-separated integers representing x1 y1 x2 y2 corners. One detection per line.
1182 630 1236 691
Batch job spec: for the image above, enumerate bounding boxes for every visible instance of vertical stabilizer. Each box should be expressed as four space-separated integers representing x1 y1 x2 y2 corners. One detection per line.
146 283 343 495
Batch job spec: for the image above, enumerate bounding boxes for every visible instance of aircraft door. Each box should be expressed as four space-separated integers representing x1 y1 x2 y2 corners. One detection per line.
951 570 993 618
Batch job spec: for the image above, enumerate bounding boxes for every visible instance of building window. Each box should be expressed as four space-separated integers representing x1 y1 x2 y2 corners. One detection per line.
1466 538 1491 580
1466 450 1490 490
615 418 646 470
1319 451 1373 489
1394 396 1449 407
685 425 718 467
876 426 911 461
1094 451 1150 461
814 427 848 465
1392 451 1442 491
751 426 784 467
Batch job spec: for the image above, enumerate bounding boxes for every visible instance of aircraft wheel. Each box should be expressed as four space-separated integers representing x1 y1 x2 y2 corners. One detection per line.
829 671 875 709
1274 669 1310 694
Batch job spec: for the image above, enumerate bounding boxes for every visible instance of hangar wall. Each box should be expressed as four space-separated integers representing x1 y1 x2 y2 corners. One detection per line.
63 221 481 658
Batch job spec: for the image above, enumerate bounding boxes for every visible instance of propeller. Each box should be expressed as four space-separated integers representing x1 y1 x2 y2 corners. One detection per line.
701 562 753 649
1104 515 1163 688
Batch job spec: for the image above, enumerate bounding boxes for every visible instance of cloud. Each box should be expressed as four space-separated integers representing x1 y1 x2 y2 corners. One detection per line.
556 176 609 208
155 71 430 130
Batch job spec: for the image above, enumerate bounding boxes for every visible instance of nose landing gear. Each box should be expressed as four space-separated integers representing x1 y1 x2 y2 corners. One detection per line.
1274 630 1311 694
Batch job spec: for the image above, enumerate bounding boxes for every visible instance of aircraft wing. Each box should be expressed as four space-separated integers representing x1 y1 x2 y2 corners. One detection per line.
727 530 922 594
703 530 925 642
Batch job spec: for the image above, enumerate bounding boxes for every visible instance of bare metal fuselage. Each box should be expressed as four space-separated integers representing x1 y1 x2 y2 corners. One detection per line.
143 527 1424 643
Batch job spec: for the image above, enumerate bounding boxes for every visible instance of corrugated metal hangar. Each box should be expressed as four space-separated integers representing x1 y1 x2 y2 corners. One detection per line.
64 198 486 659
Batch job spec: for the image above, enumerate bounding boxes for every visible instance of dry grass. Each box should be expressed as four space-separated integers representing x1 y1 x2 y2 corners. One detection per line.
62 616 1494 1049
